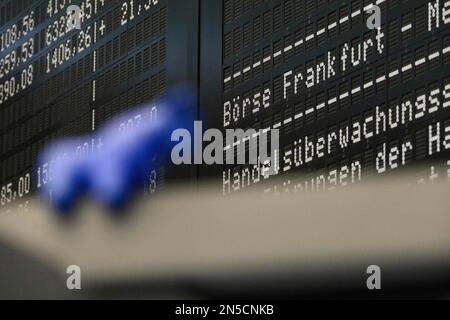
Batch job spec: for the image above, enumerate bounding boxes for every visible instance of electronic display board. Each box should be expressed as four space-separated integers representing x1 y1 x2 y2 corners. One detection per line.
0 0 199 209
204 0 450 194
1 0 450 209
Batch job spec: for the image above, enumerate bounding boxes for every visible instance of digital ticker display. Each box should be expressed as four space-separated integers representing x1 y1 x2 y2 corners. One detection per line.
1 0 450 209
0 0 200 209
217 0 450 194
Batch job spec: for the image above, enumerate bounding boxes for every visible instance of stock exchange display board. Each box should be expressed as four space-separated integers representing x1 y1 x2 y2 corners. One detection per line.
0 0 199 209
216 0 450 194
1 0 450 209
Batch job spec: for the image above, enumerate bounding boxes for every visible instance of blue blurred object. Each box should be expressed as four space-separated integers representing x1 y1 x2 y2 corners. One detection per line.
38 85 195 212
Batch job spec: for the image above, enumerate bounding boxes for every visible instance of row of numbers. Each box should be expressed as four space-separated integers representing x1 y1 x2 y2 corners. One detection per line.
45 0 99 47
46 0 105 18
0 38 34 80
0 173 31 207
121 0 159 26
45 22 101 73
0 11 35 53
0 65 34 105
